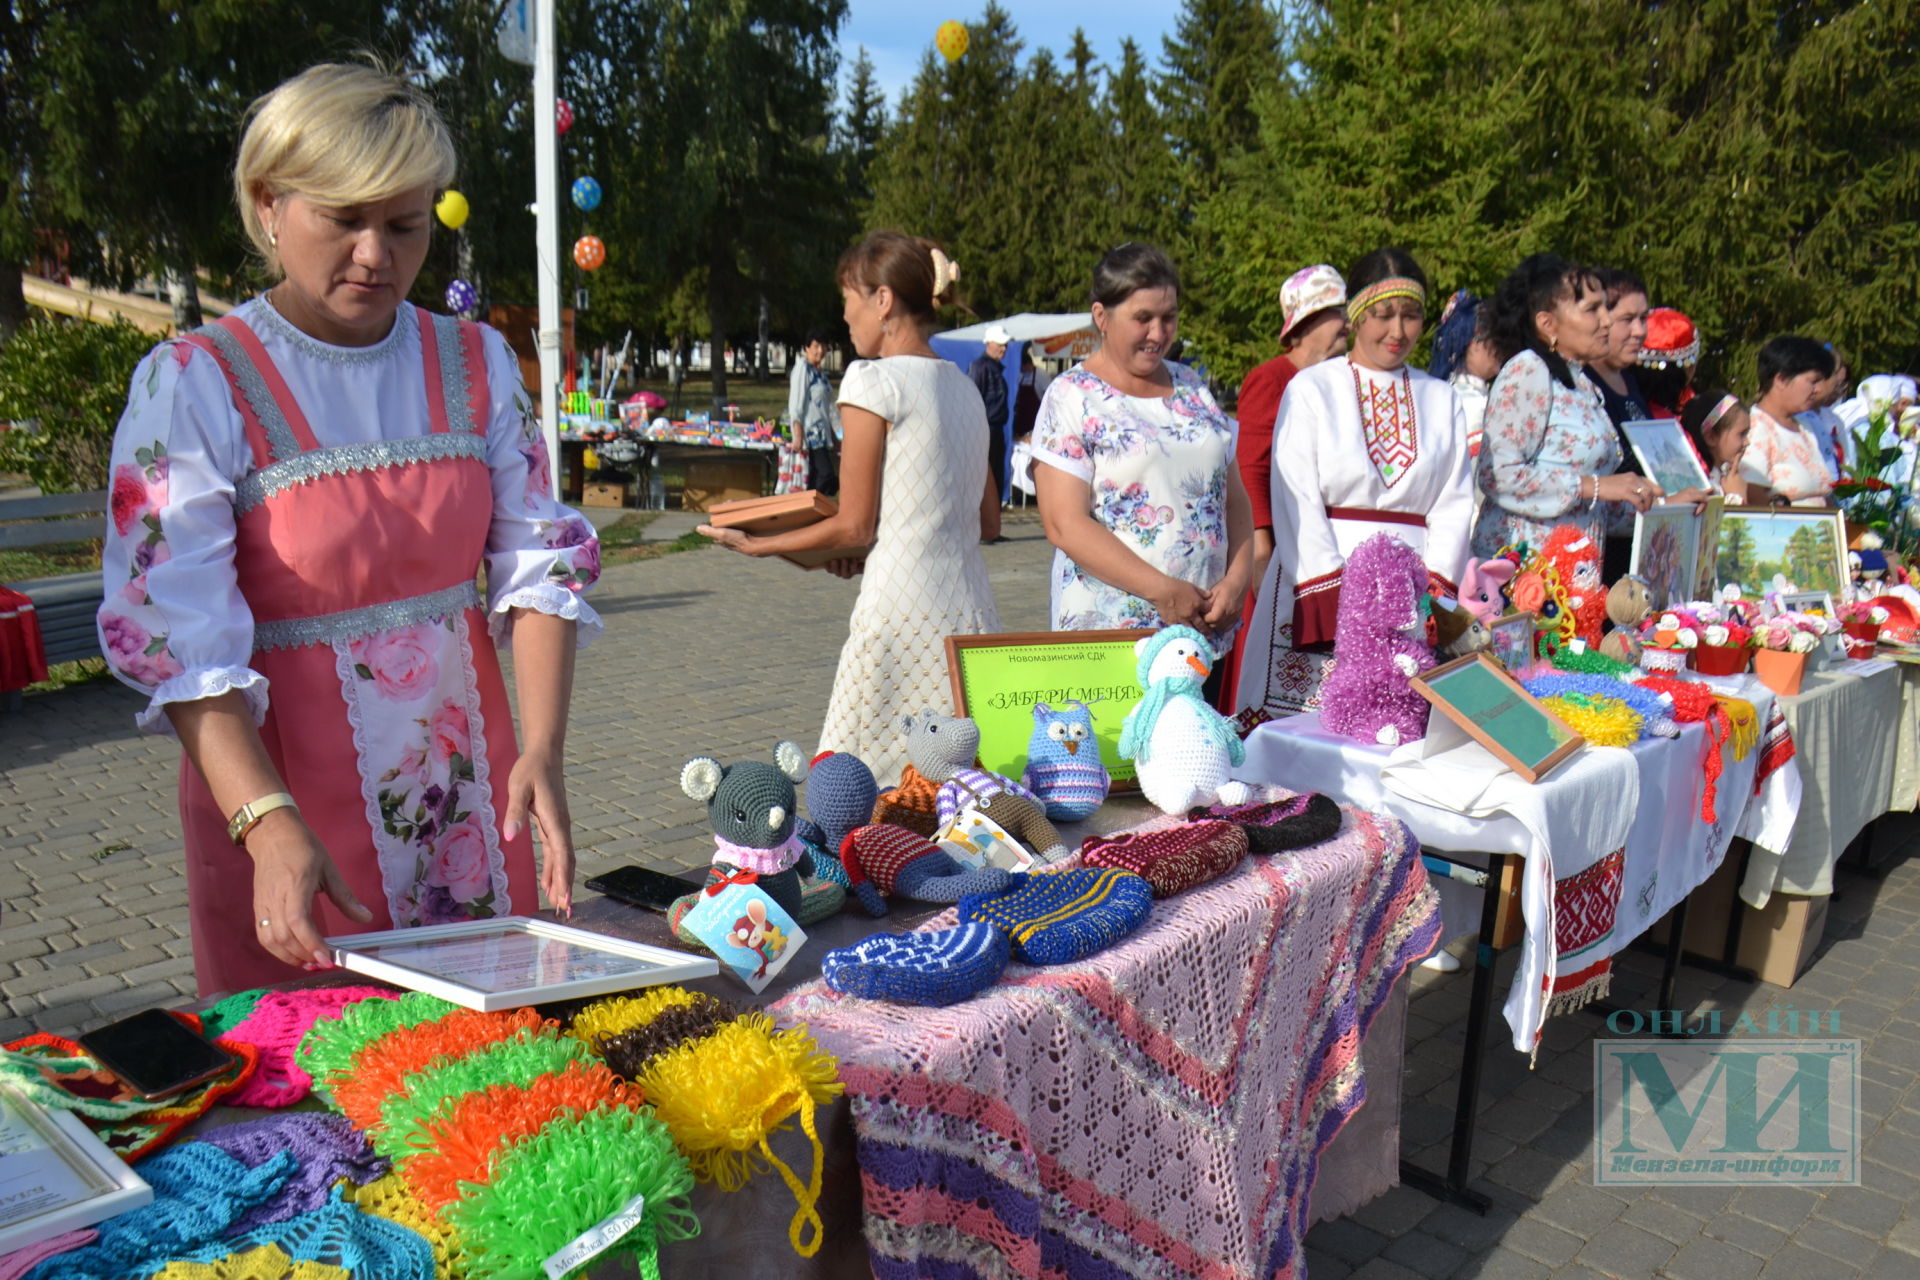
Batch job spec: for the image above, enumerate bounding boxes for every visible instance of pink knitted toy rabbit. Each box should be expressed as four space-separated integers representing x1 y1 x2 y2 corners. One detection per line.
1457 557 1516 624
1318 532 1436 746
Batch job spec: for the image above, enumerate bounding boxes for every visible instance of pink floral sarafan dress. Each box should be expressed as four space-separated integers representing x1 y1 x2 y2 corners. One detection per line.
97 300 602 995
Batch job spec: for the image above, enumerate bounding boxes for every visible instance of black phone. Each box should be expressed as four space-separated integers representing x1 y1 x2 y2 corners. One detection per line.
584 865 704 913
77 1008 236 1101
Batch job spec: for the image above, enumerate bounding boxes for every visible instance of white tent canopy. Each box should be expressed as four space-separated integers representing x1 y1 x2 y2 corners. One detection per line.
939 312 1093 344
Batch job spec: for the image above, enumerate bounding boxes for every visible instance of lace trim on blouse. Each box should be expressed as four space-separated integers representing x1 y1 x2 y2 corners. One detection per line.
134 666 270 736
487 584 604 650
252 294 418 367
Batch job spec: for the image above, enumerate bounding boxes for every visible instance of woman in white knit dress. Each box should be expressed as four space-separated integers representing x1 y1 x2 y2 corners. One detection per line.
700 232 1000 783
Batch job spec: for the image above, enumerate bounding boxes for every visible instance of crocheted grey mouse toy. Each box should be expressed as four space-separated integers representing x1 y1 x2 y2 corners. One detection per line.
676 740 842 923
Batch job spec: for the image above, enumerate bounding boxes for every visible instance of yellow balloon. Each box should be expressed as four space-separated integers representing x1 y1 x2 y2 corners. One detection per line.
435 190 470 230
935 20 969 63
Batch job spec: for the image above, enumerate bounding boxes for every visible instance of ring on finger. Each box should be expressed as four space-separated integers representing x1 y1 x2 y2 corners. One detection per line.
259 918 272 928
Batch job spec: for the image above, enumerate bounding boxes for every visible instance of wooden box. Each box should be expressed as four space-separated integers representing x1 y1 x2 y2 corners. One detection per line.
681 458 765 512
580 480 631 508
707 490 867 570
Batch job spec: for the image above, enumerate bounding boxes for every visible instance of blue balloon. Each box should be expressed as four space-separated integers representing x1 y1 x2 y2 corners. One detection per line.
570 176 603 212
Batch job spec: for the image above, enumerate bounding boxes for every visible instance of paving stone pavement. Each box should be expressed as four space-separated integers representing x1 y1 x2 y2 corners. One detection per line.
3 504 1917 1278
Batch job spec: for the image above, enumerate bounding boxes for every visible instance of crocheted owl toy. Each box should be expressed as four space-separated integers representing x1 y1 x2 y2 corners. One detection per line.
1318 532 1435 747
794 750 878 889
1119 626 1251 815
1020 701 1110 822
886 711 1069 862
680 741 827 922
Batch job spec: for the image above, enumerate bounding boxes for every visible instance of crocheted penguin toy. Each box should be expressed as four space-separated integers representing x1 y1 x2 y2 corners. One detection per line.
679 741 837 922
1318 533 1435 747
793 750 878 890
895 711 1069 863
1119 626 1251 816
1020 700 1110 822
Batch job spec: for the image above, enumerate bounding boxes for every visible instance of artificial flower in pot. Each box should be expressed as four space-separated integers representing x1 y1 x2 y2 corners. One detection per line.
1752 613 1822 696
1636 610 1698 674
1690 608 1754 676
1836 600 1890 659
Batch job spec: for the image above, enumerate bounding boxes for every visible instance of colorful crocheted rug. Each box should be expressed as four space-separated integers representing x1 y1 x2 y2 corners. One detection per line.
774 805 1439 1280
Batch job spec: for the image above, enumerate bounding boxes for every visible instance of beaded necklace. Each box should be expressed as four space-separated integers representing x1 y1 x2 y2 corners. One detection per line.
1352 362 1419 487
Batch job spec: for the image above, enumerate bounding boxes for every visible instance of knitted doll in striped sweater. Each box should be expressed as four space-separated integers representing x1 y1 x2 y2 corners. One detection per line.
1020 700 1110 821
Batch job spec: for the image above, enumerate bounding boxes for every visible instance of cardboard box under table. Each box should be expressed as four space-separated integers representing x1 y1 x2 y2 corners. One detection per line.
191 799 1431 1279
1241 695 1800 1203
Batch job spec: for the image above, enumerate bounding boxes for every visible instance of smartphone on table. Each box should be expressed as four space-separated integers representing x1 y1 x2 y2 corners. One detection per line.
583 865 705 913
77 1008 237 1101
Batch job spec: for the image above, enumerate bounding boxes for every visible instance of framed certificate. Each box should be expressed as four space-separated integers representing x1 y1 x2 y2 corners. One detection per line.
1410 652 1586 783
0 1085 151 1256
328 916 718 1011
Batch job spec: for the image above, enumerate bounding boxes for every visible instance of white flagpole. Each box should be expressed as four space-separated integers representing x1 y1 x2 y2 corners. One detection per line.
532 0 562 499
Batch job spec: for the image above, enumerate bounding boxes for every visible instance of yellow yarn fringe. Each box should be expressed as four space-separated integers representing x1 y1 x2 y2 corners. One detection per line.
638 1013 845 1257
1718 696 1759 760
567 987 703 1050
1543 693 1643 747
344 1172 467 1280
150 1243 350 1280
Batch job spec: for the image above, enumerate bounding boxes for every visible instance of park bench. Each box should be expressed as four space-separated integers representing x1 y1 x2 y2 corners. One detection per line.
1 489 107 674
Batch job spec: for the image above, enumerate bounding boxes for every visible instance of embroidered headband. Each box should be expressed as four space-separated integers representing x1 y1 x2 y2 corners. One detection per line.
930 248 961 296
1700 393 1740 434
1346 277 1428 324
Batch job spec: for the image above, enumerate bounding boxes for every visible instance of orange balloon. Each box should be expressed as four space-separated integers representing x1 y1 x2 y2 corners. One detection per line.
935 20 968 63
573 235 606 271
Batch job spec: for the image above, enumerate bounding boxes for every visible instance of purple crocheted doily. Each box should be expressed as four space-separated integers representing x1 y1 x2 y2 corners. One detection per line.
197 1112 389 1234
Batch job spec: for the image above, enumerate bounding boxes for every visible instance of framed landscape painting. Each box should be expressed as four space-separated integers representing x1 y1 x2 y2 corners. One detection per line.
1621 419 1712 498
1713 507 1848 599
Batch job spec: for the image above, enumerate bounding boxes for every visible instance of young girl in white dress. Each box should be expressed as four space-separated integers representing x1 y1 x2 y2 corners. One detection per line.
699 232 1000 784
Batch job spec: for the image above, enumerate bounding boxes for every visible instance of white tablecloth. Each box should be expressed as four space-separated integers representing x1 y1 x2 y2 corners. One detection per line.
1736 661 1904 905
1243 691 1795 1054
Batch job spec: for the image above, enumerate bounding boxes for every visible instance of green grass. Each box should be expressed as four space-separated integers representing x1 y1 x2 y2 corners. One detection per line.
24 656 113 696
0 540 99 583
595 513 712 566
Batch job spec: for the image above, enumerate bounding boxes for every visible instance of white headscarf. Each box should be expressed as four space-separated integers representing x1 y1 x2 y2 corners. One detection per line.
1836 373 1918 431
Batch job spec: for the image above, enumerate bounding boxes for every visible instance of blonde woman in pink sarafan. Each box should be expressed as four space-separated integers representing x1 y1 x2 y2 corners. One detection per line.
97 63 600 995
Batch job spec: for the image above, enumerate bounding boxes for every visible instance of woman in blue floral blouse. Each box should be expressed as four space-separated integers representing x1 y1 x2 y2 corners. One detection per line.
1031 244 1254 653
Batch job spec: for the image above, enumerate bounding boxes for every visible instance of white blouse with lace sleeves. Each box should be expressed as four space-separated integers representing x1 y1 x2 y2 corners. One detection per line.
477 327 605 650
96 340 269 735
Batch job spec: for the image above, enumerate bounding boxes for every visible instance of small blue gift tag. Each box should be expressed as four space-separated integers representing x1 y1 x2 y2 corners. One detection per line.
678 882 806 994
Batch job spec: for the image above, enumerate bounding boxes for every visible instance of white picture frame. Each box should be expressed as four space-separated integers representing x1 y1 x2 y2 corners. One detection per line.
328 916 718 1011
1621 418 1712 497
1779 590 1836 620
0 1084 152 1256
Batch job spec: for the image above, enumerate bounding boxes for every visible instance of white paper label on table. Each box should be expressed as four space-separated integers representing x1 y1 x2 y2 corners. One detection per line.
1838 658 1894 677
677 883 805 994
543 1190 647 1278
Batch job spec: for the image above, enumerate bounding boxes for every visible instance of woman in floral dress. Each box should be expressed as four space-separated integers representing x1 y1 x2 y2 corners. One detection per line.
97 64 600 994
1473 253 1659 560
1032 244 1253 654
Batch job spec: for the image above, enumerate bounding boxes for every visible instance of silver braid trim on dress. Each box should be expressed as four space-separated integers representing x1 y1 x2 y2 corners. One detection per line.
253 294 417 367
253 580 481 653
428 312 480 434
233 433 488 513
202 324 303 464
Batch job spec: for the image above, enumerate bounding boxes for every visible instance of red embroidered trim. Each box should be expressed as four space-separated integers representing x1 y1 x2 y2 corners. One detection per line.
1353 364 1419 488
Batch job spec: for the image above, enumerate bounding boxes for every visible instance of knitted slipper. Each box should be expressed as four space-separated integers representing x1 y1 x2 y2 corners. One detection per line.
822 922 1011 1006
1079 819 1248 897
1192 792 1343 854
840 824 1012 917
957 867 1154 966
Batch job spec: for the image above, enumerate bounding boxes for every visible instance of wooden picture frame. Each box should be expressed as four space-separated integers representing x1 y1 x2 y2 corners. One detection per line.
1713 506 1849 600
1410 652 1586 783
706 490 869 570
1620 418 1712 497
946 629 1152 789
1487 612 1537 676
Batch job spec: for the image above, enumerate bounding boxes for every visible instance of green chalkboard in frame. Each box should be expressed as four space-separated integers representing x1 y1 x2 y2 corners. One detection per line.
946 629 1150 789
1410 651 1585 783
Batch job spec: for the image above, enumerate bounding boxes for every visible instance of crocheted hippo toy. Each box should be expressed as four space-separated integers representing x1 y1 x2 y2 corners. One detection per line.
1318 533 1435 747
794 750 879 889
881 711 1068 863
678 740 841 923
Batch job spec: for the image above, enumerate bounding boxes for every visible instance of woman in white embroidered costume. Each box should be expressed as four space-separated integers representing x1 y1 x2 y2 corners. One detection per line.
96 64 600 994
1237 247 1474 717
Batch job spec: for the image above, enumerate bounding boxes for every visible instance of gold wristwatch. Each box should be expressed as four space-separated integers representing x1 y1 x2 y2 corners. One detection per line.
228 792 298 845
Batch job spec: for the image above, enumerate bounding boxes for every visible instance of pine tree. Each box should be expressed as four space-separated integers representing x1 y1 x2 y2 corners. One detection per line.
840 47 889 202
1105 38 1181 258
1158 0 1284 191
